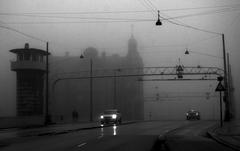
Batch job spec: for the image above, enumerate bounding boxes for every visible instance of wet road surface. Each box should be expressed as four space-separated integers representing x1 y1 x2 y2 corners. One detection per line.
0 121 234 151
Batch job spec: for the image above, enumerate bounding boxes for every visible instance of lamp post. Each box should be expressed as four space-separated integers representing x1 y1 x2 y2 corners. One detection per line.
80 53 93 122
221 34 230 121
113 70 117 109
45 42 51 125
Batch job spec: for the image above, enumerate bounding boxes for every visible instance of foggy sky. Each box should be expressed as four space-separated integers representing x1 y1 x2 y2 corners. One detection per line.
0 0 240 118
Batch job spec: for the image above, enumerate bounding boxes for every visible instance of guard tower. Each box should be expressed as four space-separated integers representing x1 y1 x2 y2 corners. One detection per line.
10 43 49 116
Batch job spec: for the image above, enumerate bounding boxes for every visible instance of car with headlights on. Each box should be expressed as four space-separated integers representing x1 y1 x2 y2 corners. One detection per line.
100 109 122 125
186 109 200 120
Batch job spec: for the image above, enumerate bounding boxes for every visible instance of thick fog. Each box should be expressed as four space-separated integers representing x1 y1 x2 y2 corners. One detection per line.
0 0 239 119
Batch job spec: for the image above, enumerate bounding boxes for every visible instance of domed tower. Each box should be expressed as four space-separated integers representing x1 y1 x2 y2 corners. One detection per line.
10 43 49 116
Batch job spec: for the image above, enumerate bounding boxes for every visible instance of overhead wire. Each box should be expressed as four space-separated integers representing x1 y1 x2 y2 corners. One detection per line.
187 50 222 59
162 16 221 35
1 7 239 25
145 0 158 10
0 13 154 21
0 2 238 53
0 21 46 42
135 0 223 59
136 0 154 13
137 0 222 35
2 20 154 24
0 3 239 15
158 8 222 35
159 4 240 12
0 10 151 15
0 3 239 26
167 7 240 20
142 0 156 11
142 0 157 17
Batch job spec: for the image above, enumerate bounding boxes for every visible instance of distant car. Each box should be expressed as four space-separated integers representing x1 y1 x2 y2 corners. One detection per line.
100 109 122 126
186 110 200 120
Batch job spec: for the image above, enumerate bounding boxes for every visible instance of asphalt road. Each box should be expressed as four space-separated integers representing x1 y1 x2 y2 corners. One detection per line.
1 121 234 151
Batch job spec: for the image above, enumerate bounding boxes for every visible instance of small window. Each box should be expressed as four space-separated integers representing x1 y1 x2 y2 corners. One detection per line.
39 55 43 62
18 53 24 61
24 53 30 60
32 54 38 61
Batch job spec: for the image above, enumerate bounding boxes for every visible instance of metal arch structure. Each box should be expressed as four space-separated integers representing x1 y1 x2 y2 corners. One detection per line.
123 66 224 77
51 66 224 90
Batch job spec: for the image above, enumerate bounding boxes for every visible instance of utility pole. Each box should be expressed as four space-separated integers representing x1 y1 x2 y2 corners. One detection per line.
228 53 235 119
227 53 233 119
113 70 117 109
222 34 230 121
45 42 50 125
90 58 93 122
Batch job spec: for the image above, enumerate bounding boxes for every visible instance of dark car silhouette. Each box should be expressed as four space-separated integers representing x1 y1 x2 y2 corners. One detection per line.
186 109 200 120
100 109 122 126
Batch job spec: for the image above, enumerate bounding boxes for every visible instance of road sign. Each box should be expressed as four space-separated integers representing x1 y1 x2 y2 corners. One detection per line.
215 82 225 92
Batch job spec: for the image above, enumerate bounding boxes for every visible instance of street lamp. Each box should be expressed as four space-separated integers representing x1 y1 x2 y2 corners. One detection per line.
156 10 162 26
80 52 93 122
184 48 190 55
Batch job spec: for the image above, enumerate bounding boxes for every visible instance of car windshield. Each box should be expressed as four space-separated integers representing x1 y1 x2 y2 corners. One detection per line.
104 110 117 114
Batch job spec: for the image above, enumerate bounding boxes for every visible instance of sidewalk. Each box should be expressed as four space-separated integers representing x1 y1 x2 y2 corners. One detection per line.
0 122 99 147
208 120 240 151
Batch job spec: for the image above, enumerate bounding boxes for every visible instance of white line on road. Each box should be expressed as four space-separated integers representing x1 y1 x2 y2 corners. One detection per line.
77 142 87 148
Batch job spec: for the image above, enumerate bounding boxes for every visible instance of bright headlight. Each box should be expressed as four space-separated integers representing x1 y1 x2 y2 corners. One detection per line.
100 115 104 119
112 114 117 119
196 113 199 116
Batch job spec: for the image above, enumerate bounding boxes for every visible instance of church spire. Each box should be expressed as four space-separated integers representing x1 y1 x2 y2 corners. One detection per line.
128 24 138 58
126 25 143 67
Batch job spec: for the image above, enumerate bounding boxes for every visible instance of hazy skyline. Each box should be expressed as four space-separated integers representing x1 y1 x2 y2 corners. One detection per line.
0 0 239 119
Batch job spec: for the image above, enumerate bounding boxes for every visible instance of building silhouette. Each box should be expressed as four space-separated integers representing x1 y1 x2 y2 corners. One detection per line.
49 34 144 122
10 43 48 116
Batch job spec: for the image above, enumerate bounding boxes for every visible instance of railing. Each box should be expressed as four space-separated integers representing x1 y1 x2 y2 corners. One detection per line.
11 60 46 71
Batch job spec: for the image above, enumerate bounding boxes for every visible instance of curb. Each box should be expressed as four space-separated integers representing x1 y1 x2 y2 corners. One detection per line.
207 131 240 151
